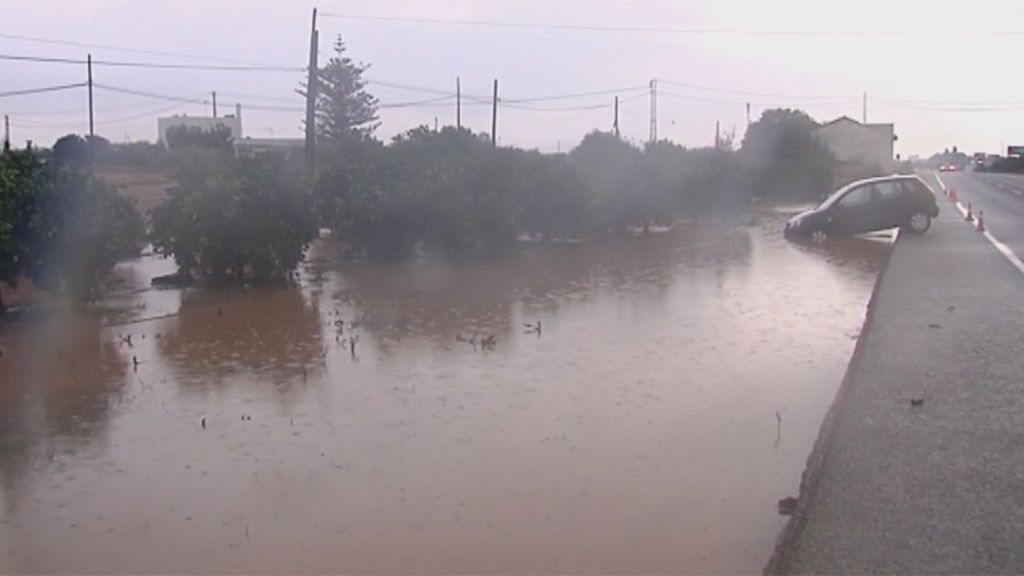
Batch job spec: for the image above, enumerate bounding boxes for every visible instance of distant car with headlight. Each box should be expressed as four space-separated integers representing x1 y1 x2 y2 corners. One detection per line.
784 175 939 240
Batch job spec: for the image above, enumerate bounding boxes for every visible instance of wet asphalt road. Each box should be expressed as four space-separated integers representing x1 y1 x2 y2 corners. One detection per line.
939 171 1024 259
769 181 1024 574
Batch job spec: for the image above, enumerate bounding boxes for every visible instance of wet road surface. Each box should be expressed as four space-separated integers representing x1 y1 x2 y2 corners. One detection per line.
938 171 1024 260
0 216 887 574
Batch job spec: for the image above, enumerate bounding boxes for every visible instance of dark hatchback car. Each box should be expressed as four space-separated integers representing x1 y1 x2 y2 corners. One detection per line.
784 175 939 239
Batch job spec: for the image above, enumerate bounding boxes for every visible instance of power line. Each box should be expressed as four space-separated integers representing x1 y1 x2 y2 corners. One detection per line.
97 100 205 125
0 32 294 67
660 90 857 108
659 79 852 101
94 83 207 104
367 79 650 108
873 100 1024 112
0 82 87 98
321 12 1024 37
367 78 476 98
379 95 455 109
503 101 614 112
0 53 302 72
217 91 302 104
96 83 457 114
503 85 648 104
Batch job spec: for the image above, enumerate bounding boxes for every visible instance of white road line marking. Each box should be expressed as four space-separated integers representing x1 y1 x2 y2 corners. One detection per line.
984 230 1024 276
932 171 1024 277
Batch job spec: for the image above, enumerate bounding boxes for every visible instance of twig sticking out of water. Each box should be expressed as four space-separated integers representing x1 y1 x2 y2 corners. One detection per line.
524 320 542 336
775 407 786 447
455 333 480 351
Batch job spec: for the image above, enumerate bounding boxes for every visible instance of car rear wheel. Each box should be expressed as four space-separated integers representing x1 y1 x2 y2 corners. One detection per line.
906 212 931 234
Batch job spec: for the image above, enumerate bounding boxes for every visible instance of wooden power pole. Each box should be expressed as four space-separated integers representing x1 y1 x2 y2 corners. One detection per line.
614 96 620 138
649 79 657 144
304 8 319 181
491 79 498 148
456 76 462 130
87 53 94 137
212 91 218 118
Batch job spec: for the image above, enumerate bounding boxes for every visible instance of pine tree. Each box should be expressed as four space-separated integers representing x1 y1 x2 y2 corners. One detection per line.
299 35 379 144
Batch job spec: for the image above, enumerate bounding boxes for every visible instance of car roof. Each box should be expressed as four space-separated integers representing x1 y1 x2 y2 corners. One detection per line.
847 174 922 187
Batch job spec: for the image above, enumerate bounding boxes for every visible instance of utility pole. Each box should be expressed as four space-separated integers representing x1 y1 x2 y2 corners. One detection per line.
456 76 462 130
304 8 319 181
614 96 620 138
87 53 94 137
434 117 438 132
715 121 720 150
862 92 867 123
649 79 658 144
746 102 751 130
3 114 9 152
212 91 218 118
491 79 498 148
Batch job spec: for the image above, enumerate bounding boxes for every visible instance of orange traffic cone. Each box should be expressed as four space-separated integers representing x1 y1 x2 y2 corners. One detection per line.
977 211 986 232
965 203 974 222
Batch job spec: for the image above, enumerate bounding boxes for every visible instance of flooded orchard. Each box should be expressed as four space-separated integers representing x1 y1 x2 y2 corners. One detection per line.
0 215 887 574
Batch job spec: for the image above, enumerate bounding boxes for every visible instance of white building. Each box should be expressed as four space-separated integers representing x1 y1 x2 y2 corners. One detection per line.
813 116 895 170
234 137 305 158
157 114 242 146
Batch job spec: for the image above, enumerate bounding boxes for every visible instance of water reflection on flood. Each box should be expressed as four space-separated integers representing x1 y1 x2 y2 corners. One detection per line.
0 216 888 574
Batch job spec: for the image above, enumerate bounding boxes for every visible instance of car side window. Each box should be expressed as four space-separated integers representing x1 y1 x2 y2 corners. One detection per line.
875 182 903 201
901 180 929 197
838 185 874 208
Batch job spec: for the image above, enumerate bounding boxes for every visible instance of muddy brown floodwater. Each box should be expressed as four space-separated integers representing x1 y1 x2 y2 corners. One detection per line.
0 215 888 574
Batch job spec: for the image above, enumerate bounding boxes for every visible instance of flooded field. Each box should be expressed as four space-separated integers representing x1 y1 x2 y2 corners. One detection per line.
0 215 888 574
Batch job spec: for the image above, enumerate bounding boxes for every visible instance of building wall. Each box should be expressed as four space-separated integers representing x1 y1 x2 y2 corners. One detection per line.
814 118 894 170
234 137 304 158
157 115 242 145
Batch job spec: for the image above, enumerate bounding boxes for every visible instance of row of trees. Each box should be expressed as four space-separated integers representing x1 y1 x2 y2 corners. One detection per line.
2 36 840 310
305 114 832 261
139 38 839 279
0 140 144 312
146 106 828 278
296 37 835 260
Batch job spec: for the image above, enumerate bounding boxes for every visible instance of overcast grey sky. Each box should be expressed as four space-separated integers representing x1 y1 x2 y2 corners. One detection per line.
3 0 1022 156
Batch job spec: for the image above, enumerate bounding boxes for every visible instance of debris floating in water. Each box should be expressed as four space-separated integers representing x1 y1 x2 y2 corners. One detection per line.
778 496 798 516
